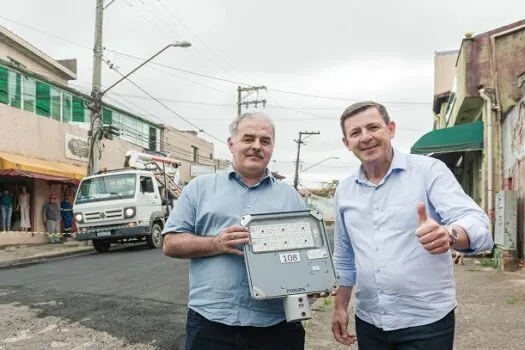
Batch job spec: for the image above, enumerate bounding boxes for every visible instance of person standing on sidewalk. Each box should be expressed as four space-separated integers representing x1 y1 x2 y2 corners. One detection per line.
42 194 61 244
162 112 307 350
0 189 14 231
331 101 494 349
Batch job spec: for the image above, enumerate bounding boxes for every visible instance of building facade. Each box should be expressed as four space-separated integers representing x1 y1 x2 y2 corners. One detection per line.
412 19 525 263
0 25 223 243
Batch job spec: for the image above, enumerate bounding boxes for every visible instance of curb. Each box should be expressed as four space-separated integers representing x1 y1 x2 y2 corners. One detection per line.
0 247 94 269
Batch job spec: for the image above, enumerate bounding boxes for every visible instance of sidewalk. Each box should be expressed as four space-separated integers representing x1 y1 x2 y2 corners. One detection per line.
0 241 93 268
305 260 525 350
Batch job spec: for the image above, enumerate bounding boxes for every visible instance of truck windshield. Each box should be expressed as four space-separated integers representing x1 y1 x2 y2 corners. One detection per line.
75 173 137 204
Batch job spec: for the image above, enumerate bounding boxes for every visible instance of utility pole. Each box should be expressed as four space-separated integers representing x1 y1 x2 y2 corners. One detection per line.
87 0 104 176
237 86 267 116
293 131 320 190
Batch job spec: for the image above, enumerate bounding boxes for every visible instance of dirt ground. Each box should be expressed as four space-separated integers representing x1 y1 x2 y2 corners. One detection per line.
305 262 525 350
0 301 156 350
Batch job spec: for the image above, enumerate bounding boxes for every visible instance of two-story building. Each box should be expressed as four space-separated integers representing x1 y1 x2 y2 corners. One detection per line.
412 19 525 263
0 25 225 243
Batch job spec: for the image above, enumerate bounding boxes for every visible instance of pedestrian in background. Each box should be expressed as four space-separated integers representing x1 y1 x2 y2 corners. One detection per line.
162 112 307 350
42 194 61 243
331 101 494 349
0 189 14 231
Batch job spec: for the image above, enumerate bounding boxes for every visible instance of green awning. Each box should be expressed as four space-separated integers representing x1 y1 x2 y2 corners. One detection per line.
410 121 484 155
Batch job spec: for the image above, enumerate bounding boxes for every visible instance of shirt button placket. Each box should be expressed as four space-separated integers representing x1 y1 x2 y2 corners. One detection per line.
372 188 385 323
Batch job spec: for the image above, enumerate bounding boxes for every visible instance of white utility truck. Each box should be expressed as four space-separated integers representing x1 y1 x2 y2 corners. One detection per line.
73 151 182 253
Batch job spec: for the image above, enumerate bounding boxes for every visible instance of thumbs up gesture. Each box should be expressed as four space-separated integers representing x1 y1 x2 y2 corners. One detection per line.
415 202 451 254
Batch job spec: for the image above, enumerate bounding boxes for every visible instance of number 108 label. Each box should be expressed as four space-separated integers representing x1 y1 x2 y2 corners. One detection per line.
279 252 301 263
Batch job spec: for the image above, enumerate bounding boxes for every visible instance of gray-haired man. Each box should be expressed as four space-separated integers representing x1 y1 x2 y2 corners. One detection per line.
162 112 307 350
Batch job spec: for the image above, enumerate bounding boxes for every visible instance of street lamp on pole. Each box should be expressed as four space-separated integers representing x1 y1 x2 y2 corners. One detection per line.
298 156 339 175
101 41 191 96
87 41 191 175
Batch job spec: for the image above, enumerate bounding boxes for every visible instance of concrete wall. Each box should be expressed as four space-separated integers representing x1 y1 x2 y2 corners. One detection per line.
0 40 68 85
0 103 87 167
434 51 458 96
161 127 216 184
453 21 525 122
494 28 525 114
0 103 144 171
0 104 145 235
502 98 525 258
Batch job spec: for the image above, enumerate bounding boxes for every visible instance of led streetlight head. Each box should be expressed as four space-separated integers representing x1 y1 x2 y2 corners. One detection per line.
173 40 192 48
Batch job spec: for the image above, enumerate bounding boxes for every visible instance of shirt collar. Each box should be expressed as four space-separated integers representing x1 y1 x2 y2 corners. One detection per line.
356 148 407 185
227 164 275 187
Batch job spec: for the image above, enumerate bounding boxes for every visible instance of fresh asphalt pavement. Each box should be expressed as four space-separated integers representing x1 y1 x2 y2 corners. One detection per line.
0 244 189 349
0 227 335 350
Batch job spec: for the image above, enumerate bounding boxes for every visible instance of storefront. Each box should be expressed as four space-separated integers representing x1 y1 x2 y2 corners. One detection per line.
0 152 85 244
410 121 484 206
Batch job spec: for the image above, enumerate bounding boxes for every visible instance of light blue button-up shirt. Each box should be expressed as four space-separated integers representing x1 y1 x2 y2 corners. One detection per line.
162 166 306 327
334 150 493 331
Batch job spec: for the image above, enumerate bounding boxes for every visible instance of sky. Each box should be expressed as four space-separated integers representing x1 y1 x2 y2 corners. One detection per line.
1 0 524 188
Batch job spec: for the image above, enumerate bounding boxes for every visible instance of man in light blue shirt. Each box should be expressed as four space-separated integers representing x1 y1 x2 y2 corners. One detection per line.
331 101 494 349
162 111 307 350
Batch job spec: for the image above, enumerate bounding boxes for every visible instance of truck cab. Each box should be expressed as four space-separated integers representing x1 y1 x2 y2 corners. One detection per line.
73 152 182 253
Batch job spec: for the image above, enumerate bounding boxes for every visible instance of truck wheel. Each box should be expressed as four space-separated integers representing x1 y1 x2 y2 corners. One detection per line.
93 240 111 253
146 223 163 249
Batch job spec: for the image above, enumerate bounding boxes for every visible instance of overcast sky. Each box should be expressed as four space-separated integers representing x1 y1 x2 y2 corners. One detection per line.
1 0 524 187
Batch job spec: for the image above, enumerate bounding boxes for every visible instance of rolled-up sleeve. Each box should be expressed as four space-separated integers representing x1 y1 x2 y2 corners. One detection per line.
427 160 494 254
333 187 356 287
161 178 198 236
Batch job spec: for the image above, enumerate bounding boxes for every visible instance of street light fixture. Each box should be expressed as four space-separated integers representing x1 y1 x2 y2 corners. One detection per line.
101 41 192 96
87 40 191 175
298 156 339 174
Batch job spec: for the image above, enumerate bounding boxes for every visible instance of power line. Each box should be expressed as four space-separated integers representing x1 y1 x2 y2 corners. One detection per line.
107 48 249 85
108 50 432 106
111 53 232 94
0 15 92 50
158 0 242 78
269 88 432 105
0 15 432 107
104 60 227 145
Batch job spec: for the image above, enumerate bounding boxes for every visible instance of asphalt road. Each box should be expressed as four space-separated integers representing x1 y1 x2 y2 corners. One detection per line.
0 245 189 349
0 227 335 350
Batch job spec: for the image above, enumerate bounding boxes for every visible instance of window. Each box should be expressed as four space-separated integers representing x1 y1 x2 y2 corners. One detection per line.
102 108 112 125
8 71 21 108
209 153 213 159
149 126 157 151
0 65 161 142
62 93 72 123
0 67 8 104
72 96 86 123
35 81 50 117
120 114 137 144
156 128 161 151
22 76 35 113
191 146 198 162
75 173 137 204
140 176 154 193
50 87 61 121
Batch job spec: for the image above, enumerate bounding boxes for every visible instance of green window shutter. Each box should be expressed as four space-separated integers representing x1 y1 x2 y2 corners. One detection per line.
35 81 51 117
102 108 112 125
0 67 8 104
8 71 21 108
72 96 86 122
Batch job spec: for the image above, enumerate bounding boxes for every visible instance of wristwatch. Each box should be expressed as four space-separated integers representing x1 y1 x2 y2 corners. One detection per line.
445 226 459 246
